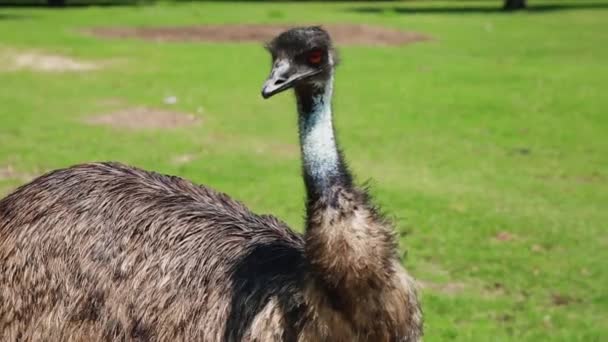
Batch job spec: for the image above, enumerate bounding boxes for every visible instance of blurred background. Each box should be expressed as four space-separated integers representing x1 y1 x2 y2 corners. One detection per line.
0 0 606 340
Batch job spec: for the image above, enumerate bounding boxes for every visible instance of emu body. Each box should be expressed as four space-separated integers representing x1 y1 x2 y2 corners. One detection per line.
0 163 304 340
0 27 422 341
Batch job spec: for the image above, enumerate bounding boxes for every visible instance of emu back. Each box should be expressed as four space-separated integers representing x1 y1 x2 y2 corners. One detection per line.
0 162 305 341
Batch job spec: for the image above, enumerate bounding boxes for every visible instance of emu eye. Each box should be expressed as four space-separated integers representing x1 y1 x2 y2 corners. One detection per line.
307 50 323 65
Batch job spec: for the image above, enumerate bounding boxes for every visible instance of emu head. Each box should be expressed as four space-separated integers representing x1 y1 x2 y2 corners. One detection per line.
261 26 337 99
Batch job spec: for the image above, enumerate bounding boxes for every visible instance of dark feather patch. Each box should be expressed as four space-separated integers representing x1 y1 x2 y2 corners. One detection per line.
225 241 307 342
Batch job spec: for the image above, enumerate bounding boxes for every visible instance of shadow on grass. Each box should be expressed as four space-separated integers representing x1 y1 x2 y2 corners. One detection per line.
348 2 608 15
0 12 33 18
0 0 401 8
0 0 139 7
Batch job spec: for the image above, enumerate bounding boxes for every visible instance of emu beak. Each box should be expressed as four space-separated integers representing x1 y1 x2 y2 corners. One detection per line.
261 59 295 99
261 60 320 99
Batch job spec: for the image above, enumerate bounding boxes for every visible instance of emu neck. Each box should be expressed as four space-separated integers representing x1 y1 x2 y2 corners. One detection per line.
295 75 351 201
296 74 397 307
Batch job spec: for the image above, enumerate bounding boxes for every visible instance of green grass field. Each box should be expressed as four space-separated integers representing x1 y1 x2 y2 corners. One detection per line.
0 1 607 340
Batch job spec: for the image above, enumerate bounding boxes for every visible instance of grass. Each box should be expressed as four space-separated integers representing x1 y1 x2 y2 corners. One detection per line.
0 1 607 340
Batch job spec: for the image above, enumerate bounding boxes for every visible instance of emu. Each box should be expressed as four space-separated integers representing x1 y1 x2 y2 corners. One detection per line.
0 27 422 341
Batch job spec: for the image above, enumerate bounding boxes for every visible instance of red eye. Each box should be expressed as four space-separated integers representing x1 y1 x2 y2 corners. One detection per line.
308 50 323 65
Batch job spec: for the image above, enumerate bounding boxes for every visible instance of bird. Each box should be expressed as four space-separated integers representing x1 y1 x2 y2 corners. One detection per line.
0 26 422 341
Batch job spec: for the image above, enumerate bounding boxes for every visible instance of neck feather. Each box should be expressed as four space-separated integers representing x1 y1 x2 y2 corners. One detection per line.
296 74 351 201
296 73 399 306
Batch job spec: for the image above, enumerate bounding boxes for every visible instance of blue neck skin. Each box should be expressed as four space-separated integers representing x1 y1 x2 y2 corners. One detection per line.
296 74 351 201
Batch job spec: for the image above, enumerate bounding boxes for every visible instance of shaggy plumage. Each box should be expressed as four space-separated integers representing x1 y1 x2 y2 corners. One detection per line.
0 26 422 341
0 162 305 340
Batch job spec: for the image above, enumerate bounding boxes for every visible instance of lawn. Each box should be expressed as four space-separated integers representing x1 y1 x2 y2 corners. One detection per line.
0 0 607 340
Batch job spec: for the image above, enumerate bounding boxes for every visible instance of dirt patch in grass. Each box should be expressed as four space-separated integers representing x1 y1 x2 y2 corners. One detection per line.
575 171 605 183
551 293 580 306
483 282 509 297
86 24 431 47
1 51 101 72
0 165 19 181
0 165 37 183
495 231 515 242
86 107 201 131
418 280 466 295
171 154 197 166
534 170 606 185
